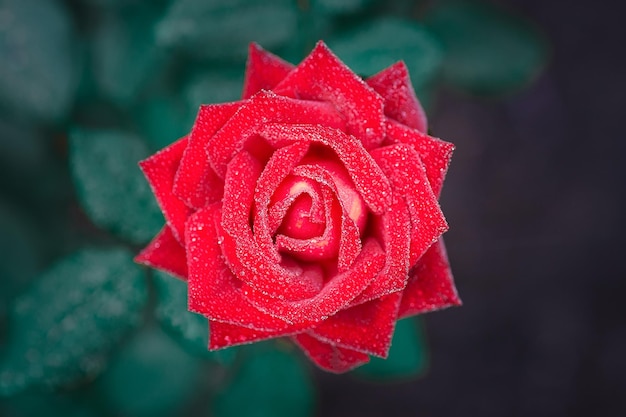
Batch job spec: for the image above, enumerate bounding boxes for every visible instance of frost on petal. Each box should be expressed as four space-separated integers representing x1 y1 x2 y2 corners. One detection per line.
220 151 325 300
241 239 385 324
311 292 402 358
185 205 292 331
273 41 385 149
367 61 428 133
292 333 370 373
242 43 295 99
139 136 190 243
207 90 345 178
260 123 391 215
173 103 239 209
385 119 454 198
372 144 448 265
135 225 188 280
350 195 411 305
209 320 306 350
398 238 462 319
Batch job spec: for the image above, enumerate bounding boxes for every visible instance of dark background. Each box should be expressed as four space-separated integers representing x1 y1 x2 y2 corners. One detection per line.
317 0 626 416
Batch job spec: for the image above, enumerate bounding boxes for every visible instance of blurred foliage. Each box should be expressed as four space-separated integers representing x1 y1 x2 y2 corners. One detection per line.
0 0 548 415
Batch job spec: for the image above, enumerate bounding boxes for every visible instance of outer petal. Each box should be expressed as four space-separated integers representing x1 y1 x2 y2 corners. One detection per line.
209 320 305 350
372 144 448 265
385 119 454 198
293 333 370 373
206 90 346 178
241 238 386 324
273 41 385 149
398 238 462 318
139 136 190 243
173 103 240 209
185 204 292 331
367 61 428 133
135 225 188 280
311 292 402 358
242 43 295 99
260 123 392 215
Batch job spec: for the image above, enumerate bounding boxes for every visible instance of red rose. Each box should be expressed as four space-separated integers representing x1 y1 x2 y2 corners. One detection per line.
136 41 460 373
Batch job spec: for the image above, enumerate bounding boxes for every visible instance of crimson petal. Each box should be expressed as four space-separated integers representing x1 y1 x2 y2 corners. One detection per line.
241 238 385 324
209 320 305 350
259 123 391 215
293 333 370 373
398 238 462 318
367 61 428 133
206 90 345 178
173 103 239 209
372 144 448 265
135 225 188 280
273 41 385 149
186 204 292 331
311 292 402 358
242 43 295 99
139 136 190 243
385 119 454 198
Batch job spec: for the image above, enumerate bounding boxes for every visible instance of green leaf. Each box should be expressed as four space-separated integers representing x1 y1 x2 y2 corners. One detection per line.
184 69 243 109
69 129 163 244
310 0 374 15
91 7 164 106
154 270 236 364
96 327 202 417
354 318 428 381
0 248 147 395
156 0 298 60
0 390 102 417
424 1 549 95
327 18 443 88
213 346 315 417
137 95 194 151
0 0 79 122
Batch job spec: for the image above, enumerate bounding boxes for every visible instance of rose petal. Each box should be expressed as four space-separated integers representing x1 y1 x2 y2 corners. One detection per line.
186 204 292 331
311 292 402 358
385 119 454 198
173 103 239 209
135 225 188 280
259 123 392 215
242 43 295 99
349 194 411 305
209 320 305 350
367 61 428 133
220 151 325 300
242 238 385 324
253 141 311 264
398 238 462 318
274 41 385 149
372 144 448 265
206 90 345 178
292 333 370 373
139 136 190 243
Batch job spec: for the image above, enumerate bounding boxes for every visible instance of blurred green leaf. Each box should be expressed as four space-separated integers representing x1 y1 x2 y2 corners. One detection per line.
96 326 202 417
0 248 147 395
213 346 315 417
0 201 41 311
0 0 79 122
156 0 298 60
0 390 102 417
91 7 165 106
327 18 443 87
310 0 374 15
354 318 428 381
424 1 549 95
69 129 163 244
137 95 193 151
154 270 237 364
184 69 243 108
